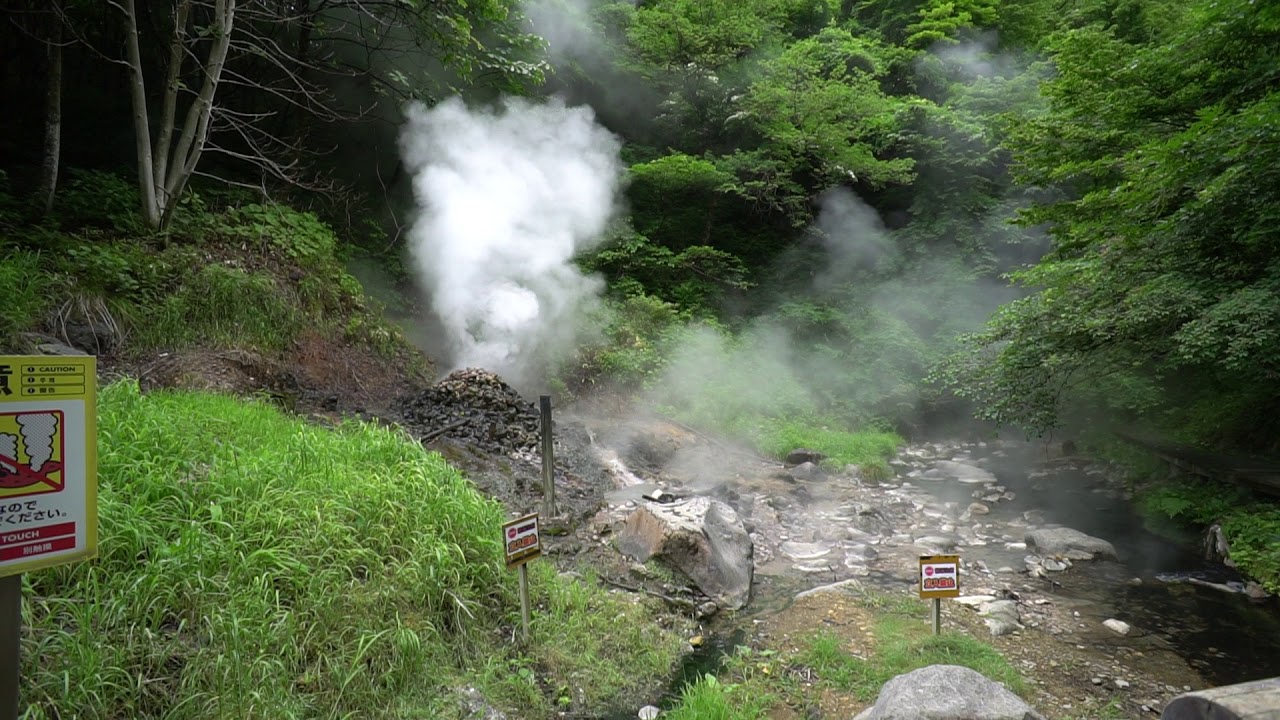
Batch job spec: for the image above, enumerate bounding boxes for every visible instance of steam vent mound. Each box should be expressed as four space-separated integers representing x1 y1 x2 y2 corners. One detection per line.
396 368 540 455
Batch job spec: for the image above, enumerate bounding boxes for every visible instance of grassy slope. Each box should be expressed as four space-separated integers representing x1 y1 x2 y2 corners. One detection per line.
23 382 684 719
664 591 1025 718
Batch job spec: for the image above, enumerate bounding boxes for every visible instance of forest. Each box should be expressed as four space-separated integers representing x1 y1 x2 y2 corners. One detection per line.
5 0 1278 456
2 1 1280 718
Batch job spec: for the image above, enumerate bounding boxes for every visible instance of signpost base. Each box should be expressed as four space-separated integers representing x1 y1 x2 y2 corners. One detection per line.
518 563 531 643
1 574 21 720
931 597 941 635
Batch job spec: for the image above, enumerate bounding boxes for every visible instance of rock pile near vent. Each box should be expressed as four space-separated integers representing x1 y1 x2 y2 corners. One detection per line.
397 368 540 454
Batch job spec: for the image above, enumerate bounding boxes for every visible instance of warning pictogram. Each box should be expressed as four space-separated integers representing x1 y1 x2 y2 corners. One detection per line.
0 355 97 577
0 410 65 499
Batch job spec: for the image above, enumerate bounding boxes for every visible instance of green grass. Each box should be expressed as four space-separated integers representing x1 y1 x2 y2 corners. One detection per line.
748 417 902 474
138 264 302 351
0 250 55 341
663 673 774 720
800 618 1024 702
665 590 1024 717
23 381 684 719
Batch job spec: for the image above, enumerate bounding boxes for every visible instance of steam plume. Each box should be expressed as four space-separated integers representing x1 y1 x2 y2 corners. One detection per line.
17 413 58 471
399 96 623 387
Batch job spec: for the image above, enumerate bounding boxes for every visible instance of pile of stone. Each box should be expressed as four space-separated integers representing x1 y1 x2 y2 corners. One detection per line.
396 368 541 455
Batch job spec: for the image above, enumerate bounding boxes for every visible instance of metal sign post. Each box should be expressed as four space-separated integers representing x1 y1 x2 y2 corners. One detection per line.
1 574 18 720
503 513 542 643
0 355 99 718
539 396 556 517
918 554 960 635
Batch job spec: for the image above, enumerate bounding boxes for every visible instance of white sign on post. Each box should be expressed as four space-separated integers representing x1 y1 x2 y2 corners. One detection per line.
0 357 97 577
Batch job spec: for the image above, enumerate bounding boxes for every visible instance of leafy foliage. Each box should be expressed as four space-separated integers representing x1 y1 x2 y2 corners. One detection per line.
935 0 1280 449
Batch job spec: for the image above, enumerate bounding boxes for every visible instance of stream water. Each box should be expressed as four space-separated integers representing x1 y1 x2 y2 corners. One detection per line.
609 435 1280 715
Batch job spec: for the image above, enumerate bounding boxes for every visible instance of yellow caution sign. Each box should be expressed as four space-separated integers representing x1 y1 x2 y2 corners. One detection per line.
0 356 97 576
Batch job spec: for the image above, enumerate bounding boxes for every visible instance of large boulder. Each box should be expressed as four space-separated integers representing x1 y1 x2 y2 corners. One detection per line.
614 497 753 610
932 461 998 484
1024 527 1118 561
853 665 1046 720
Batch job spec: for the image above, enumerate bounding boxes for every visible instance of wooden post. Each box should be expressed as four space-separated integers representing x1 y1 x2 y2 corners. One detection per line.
517 563 531 643
931 598 941 635
539 395 556 517
1 574 21 720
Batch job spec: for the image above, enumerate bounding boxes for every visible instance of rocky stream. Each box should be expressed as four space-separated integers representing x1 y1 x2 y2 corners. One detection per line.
395 370 1280 718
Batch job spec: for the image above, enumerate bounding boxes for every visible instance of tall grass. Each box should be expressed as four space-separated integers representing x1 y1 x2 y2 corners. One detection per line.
21 381 683 719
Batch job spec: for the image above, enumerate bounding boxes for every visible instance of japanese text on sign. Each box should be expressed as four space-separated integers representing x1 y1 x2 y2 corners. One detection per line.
503 513 541 569
919 554 961 599
0 356 97 577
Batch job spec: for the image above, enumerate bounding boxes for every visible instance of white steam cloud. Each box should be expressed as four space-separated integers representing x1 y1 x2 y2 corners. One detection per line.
17 413 58 471
399 96 624 386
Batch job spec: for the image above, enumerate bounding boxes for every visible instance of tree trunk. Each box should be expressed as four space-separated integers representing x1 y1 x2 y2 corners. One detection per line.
35 5 62 216
159 0 236 229
121 0 160 228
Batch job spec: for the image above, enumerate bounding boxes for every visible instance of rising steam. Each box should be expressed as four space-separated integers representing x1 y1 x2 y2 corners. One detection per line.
17 413 58 471
399 96 623 387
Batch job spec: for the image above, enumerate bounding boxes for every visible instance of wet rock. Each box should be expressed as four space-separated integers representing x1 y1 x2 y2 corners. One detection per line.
1115 679 1131 689
968 502 991 515
1204 523 1236 567
1025 527 1118 561
1104 619 1131 635
614 497 753 610
981 600 1022 637
852 505 896 536
795 578 864 600
854 665 1046 720
933 460 999 484
638 706 660 720
1245 581 1271 600
789 462 825 481
781 541 831 560
845 543 879 560
456 687 507 719
915 535 958 554
696 601 719 618
785 448 826 466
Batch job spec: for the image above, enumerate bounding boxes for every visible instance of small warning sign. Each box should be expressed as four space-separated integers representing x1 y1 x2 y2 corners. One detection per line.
503 513 541 569
919 554 961 599
0 356 96 577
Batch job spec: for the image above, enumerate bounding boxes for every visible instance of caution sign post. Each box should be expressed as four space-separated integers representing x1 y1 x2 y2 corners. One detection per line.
0 356 97 720
503 513 541 643
919 554 960 635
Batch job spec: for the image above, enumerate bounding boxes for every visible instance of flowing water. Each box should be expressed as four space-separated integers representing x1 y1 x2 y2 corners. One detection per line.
619 435 1280 711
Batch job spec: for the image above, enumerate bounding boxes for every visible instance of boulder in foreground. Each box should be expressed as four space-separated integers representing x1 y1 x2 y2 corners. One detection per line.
853 664 1046 720
614 497 753 610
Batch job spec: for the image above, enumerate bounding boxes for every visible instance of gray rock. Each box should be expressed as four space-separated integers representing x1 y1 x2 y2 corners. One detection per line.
980 600 1021 637
915 535 958 553
853 664 1046 720
1103 618 1131 635
457 687 507 719
638 705 660 719
795 578 864 600
36 341 88 356
781 541 831 560
1025 527 1118 561
785 448 826 466
789 461 826 481
615 497 753 610
933 461 998 484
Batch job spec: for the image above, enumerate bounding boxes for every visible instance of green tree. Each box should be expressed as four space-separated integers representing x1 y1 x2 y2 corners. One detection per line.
935 0 1280 449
